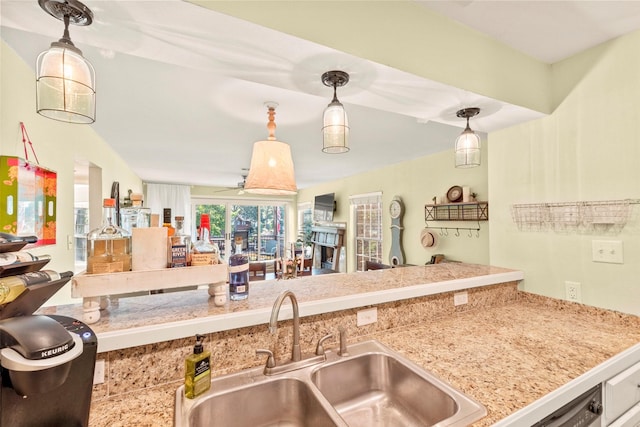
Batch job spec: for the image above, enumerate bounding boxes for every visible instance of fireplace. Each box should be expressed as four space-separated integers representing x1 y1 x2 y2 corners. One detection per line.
310 225 345 272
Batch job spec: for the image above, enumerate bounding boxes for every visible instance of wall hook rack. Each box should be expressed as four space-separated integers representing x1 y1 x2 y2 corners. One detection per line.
425 221 481 238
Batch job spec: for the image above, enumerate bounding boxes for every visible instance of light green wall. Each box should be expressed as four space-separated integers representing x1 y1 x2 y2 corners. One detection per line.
189 0 551 114
489 30 640 316
0 41 142 302
298 148 489 272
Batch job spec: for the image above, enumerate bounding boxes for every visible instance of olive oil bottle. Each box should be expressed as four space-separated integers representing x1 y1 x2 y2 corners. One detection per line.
184 334 211 399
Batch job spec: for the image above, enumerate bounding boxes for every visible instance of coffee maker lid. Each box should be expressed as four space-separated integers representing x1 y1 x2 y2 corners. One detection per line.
0 315 75 360
1 334 82 372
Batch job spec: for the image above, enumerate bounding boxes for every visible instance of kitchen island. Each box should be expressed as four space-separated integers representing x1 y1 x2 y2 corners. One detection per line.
38 263 640 426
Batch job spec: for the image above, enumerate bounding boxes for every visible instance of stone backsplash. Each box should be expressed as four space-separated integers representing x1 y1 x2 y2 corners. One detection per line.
91 282 519 402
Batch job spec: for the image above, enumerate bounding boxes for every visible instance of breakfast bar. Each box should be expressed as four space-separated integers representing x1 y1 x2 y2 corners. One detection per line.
38 264 640 426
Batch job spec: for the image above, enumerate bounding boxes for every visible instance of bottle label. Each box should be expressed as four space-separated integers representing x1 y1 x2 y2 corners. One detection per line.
170 245 188 267
90 261 124 274
230 284 246 294
228 264 249 273
194 357 210 379
191 253 213 266
16 271 54 285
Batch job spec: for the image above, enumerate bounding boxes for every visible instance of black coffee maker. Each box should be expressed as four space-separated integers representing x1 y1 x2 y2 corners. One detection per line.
0 266 97 426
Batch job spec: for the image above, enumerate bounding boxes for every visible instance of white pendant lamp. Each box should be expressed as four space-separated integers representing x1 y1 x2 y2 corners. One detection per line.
244 103 297 195
36 0 96 124
454 107 481 168
321 70 350 153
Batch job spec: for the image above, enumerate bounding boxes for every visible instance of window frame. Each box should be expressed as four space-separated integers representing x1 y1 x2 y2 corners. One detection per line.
350 192 383 272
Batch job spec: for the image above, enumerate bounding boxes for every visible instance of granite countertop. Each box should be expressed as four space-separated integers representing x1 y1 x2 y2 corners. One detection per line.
41 263 522 352
374 292 640 425
86 290 640 427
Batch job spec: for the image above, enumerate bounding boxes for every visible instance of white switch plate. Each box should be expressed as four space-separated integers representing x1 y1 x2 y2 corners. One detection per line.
356 307 377 326
592 240 624 264
93 359 105 385
454 291 468 306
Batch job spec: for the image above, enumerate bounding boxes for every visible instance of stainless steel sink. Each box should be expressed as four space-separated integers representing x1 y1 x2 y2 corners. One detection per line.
311 351 478 426
186 377 338 427
175 340 486 427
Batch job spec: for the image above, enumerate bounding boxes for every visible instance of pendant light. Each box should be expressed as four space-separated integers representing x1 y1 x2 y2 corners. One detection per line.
244 103 297 195
36 0 96 124
454 107 481 168
321 70 350 153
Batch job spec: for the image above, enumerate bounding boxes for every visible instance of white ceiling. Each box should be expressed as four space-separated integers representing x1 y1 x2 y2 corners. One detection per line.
2 1 640 190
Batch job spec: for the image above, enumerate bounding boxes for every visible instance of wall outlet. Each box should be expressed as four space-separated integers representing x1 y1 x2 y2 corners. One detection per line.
93 359 105 385
356 307 377 326
592 240 624 264
453 291 468 306
565 281 582 303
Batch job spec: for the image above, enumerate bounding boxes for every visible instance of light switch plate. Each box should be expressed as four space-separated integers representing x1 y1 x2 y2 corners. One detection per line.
592 240 624 264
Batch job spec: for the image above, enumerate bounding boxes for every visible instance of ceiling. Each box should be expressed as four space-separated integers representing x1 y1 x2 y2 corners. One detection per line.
3 1 640 190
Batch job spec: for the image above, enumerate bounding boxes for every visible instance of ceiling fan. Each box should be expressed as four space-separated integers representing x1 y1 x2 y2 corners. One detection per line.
213 170 248 194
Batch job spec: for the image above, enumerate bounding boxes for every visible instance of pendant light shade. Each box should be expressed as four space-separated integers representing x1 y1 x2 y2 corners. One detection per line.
36 0 96 124
454 107 481 168
321 70 350 154
244 103 297 195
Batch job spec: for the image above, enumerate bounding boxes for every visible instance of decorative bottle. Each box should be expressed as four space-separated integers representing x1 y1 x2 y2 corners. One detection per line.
0 270 61 304
86 198 132 274
228 245 249 301
0 252 52 266
192 214 219 266
168 216 191 268
163 208 175 237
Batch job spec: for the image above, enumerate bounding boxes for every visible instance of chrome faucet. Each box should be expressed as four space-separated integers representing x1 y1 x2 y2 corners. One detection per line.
269 290 301 362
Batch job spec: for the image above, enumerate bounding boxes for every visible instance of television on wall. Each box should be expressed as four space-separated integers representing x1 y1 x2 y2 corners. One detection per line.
313 193 335 222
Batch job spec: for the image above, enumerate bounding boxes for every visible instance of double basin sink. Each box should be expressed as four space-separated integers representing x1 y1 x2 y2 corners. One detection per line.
174 339 486 427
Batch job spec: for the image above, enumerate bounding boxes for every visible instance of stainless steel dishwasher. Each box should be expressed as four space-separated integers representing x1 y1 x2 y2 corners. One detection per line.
532 383 603 427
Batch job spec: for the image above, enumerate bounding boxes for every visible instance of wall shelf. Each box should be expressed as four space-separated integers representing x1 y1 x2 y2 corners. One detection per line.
425 202 489 222
511 199 639 233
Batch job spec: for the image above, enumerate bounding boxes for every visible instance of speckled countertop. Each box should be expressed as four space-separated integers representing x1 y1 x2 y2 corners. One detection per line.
374 292 640 425
41 263 522 352
85 291 640 427
37 264 640 426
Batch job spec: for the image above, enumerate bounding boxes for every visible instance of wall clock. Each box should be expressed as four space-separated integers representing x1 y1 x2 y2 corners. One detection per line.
389 195 405 266
447 185 463 203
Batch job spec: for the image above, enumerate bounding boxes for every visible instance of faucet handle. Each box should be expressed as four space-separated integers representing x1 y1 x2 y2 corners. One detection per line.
256 349 276 368
315 333 334 356
338 326 349 357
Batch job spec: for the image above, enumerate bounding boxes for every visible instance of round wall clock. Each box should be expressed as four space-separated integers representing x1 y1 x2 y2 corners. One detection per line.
447 185 463 203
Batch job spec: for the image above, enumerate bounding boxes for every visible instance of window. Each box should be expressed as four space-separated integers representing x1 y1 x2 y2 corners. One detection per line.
350 192 383 271
192 198 289 262
297 202 313 258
